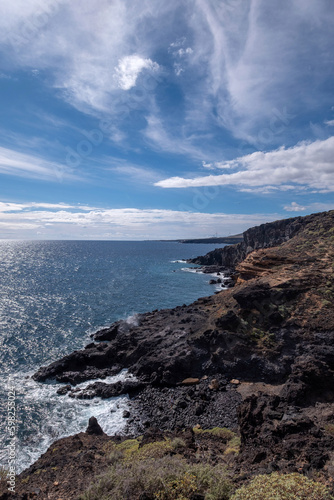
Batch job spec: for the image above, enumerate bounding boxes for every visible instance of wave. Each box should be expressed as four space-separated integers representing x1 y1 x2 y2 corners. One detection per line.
125 313 141 326
0 369 134 474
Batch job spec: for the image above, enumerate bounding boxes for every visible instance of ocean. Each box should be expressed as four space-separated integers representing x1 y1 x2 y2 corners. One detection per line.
0 240 226 473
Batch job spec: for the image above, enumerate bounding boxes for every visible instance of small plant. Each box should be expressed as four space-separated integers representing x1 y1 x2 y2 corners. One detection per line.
206 474 235 500
154 472 197 499
170 437 186 450
250 328 276 348
231 472 334 499
324 423 334 436
109 448 124 465
224 436 241 456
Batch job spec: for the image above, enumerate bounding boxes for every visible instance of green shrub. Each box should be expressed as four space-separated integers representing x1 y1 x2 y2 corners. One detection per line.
79 456 235 500
231 472 333 500
108 448 124 465
154 471 197 499
170 437 187 450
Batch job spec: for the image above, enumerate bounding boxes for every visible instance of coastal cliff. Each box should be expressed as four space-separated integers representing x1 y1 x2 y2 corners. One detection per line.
1 210 334 499
189 211 325 268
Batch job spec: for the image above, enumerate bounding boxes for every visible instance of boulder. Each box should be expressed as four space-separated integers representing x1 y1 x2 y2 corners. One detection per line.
181 378 200 386
86 416 104 436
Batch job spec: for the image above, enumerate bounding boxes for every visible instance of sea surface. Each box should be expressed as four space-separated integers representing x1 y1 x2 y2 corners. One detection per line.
0 240 226 473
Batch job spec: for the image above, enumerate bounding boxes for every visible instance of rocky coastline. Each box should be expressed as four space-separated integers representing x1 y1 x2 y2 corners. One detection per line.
1 210 334 499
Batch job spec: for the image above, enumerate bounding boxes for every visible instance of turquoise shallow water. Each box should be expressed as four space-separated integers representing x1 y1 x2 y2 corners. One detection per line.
0 240 225 472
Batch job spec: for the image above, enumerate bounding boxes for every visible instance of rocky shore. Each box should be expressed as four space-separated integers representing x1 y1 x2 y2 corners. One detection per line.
1 210 334 499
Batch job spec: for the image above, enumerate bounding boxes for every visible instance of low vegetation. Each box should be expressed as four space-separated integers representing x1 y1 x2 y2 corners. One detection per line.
80 429 240 500
80 455 234 500
80 429 333 500
231 472 334 500
80 463 334 500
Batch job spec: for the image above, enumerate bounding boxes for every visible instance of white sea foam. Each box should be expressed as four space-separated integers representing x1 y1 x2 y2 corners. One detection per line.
181 267 203 274
170 259 187 263
75 369 136 390
125 313 141 326
181 267 228 291
1 369 134 474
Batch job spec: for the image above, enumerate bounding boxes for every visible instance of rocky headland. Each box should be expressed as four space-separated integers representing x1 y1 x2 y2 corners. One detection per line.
1 210 334 499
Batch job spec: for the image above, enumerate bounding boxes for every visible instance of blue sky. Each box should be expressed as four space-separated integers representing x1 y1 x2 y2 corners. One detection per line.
0 0 333 239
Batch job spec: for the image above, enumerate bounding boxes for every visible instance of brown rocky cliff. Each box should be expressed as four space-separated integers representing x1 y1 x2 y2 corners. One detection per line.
189 210 333 268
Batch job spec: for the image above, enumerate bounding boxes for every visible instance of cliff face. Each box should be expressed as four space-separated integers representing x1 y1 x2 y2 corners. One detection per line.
189 211 329 268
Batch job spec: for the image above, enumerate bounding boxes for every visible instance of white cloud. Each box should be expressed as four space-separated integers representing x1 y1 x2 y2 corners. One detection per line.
325 120 334 127
174 63 184 77
169 38 186 49
0 146 78 181
177 48 193 57
169 37 193 76
0 1 333 156
202 160 235 170
0 0 169 116
114 55 160 90
202 161 214 169
284 201 334 213
284 202 306 212
155 136 334 192
169 38 193 58
0 201 280 240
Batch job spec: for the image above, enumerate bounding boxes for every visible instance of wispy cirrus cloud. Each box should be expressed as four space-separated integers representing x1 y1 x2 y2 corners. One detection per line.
108 163 163 184
0 146 78 181
0 202 95 212
144 114 215 160
190 0 334 144
155 136 334 192
1 0 333 154
0 0 169 116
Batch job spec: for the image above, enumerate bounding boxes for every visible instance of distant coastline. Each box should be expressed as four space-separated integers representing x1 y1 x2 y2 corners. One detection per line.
160 234 243 244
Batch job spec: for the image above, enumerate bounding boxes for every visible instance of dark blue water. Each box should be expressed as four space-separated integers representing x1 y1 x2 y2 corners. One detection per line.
0 240 226 472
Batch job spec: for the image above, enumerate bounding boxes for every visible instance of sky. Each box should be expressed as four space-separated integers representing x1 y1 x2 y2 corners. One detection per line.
0 0 333 240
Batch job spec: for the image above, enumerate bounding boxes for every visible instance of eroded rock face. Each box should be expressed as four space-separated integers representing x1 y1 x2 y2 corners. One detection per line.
237 393 334 475
280 341 334 406
189 210 333 269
